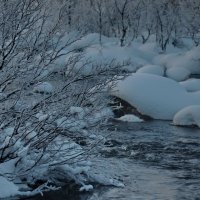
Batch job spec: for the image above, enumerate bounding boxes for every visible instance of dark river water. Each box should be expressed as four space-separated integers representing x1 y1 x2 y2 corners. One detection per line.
26 120 200 200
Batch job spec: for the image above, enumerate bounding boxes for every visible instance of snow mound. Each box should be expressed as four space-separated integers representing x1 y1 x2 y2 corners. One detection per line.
136 65 164 76
173 105 200 128
0 176 19 198
180 79 200 92
154 46 200 75
112 73 200 120
166 67 190 81
33 82 54 94
138 42 159 61
66 44 148 76
116 114 143 123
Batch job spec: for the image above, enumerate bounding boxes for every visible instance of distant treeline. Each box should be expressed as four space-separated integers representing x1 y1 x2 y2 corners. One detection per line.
54 0 200 49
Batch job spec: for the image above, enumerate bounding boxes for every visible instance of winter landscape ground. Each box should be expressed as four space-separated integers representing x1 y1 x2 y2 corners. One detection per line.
0 0 200 199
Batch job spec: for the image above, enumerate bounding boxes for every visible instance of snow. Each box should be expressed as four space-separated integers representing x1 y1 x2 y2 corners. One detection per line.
56 116 87 131
1 127 14 137
33 82 54 94
54 33 120 73
63 34 200 82
173 105 200 128
65 40 149 76
67 33 118 51
136 64 165 76
36 112 49 121
0 159 17 175
0 136 11 148
17 144 30 157
138 42 159 61
87 107 114 125
70 106 85 119
180 79 200 92
0 92 6 101
154 46 200 75
79 184 93 192
112 73 200 120
25 131 37 140
35 68 52 80
116 114 143 123
14 101 29 111
38 114 49 121
88 171 125 188
56 107 113 131
166 67 190 82
0 127 15 147
0 176 19 198
0 30 200 199
62 33 199 81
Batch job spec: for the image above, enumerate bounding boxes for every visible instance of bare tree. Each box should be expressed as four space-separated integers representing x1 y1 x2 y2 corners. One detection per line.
92 0 104 45
114 0 129 46
0 0 124 194
154 1 177 51
181 0 200 46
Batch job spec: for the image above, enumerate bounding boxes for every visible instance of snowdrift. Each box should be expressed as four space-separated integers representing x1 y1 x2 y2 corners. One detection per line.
136 64 165 76
173 105 200 127
112 73 200 120
180 79 200 92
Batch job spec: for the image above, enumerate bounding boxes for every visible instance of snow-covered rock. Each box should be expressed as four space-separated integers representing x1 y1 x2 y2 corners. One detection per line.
33 82 54 94
180 79 200 92
112 73 200 120
136 64 165 76
166 67 190 82
173 105 200 128
116 114 143 123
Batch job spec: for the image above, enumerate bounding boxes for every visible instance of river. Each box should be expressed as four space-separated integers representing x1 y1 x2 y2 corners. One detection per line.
26 120 200 200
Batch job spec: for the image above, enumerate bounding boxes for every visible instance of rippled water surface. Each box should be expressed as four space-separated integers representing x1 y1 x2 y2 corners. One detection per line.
92 120 200 200
28 120 200 200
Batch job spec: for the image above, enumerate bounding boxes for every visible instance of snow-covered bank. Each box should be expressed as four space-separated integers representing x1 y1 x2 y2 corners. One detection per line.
58 33 200 125
1 31 200 198
112 73 200 120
